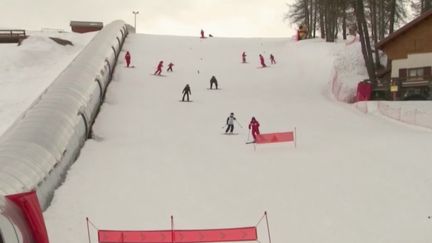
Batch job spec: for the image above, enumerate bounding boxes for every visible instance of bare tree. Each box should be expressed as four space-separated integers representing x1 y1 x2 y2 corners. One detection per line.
411 0 432 14
353 0 376 82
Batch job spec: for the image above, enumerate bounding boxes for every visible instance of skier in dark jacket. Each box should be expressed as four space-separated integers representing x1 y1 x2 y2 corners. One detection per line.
225 112 237 133
182 84 191 102
167 62 174 72
270 54 276 64
242 52 247 63
210 75 218 89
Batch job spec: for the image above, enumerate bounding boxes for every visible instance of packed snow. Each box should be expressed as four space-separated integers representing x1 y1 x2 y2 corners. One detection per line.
0 31 95 135
30 33 432 243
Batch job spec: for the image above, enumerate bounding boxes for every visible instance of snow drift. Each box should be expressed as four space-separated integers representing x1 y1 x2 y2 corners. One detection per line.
0 20 129 209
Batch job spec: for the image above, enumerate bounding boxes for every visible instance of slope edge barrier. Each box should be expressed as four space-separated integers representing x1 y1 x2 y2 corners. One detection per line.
329 68 356 103
330 40 432 129
0 20 131 209
376 102 432 129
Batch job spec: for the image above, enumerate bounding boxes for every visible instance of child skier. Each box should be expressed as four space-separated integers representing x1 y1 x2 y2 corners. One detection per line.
125 51 131 67
259 54 266 68
167 62 174 72
225 113 237 134
248 117 260 141
242 52 247 63
154 61 164 75
182 84 191 102
270 54 276 64
210 75 218 89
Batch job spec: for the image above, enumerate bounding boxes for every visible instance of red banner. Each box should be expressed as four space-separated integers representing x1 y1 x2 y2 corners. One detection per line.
6 191 50 243
98 227 257 243
255 132 294 144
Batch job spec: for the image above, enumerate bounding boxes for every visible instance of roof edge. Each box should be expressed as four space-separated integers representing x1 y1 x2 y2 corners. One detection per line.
376 8 432 49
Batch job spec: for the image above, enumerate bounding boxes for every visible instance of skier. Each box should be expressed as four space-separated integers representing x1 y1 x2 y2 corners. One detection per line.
200 29 205 38
225 112 237 134
248 117 260 141
270 54 276 64
259 54 266 68
154 61 163 75
242 52 247 63
125 51 131 67
167 62 174 72
210 75 218 89
182 84 192 102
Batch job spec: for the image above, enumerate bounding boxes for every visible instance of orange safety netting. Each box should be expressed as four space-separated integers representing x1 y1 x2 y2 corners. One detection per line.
98 226 257 243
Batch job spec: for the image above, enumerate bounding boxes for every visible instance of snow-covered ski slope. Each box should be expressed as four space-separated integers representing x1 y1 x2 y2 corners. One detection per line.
44 34 432 243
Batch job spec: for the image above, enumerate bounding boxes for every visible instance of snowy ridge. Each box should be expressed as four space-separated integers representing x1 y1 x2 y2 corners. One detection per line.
0 32 95 135
0 20 129 209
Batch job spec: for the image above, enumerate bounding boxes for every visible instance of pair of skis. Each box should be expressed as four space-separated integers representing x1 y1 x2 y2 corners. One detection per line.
221 125 255 144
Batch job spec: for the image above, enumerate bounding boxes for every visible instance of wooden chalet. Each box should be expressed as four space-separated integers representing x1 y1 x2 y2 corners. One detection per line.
376 9 432 100
0 29 27 45
70 21 103 33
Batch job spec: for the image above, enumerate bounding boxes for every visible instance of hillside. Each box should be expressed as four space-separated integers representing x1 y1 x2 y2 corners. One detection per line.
39 34 432 243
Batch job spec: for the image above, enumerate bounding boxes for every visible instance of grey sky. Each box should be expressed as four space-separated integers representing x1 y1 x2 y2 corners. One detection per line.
0 0 297 37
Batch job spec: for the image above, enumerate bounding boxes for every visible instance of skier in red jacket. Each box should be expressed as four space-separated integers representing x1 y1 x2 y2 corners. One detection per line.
200 29 205 38
259 54 266 68
167 62 174 72
125 51 131 67
242 52 247 63
154 61 163 75
248 117 260 141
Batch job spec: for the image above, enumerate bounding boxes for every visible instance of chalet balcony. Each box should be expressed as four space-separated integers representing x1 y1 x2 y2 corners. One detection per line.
0 29 27 44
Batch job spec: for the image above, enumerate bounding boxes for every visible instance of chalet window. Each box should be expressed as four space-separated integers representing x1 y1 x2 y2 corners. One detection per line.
408 68 424 78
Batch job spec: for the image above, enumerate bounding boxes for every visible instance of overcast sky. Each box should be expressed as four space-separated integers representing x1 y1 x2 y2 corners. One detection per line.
0 0 297 37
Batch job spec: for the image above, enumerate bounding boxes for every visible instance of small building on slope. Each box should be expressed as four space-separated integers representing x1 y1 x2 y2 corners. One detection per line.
376 9 432 100
70 21 103 33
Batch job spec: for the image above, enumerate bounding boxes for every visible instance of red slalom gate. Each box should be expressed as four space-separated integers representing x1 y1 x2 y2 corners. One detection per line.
98 227 257 243
254 129 296 148
90 212 272 243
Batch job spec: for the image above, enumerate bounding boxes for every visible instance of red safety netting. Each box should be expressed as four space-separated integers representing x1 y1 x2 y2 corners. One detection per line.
255 132 294 144
98 226 257 243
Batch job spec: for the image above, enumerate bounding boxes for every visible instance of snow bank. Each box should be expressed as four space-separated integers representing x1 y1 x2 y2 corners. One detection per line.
330 36 368 103
0 20 129 209
0 32 95 135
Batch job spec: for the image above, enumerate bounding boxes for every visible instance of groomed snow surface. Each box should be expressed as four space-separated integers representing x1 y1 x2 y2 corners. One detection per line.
17 34 432 242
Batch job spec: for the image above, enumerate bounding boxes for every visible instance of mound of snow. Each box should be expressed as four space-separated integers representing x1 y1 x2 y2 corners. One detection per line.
0 31 95 135
330 37 369 102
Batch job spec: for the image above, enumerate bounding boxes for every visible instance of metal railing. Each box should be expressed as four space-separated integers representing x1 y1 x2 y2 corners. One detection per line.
0 29 26 37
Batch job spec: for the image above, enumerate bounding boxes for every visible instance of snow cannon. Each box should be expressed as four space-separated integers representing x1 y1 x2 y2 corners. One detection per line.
356 80 372 101
0 191 49 243
297 24 308 41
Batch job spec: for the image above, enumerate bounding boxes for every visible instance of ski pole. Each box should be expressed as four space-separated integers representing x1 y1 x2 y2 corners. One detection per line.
236 120 243 128
222 124 227 129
